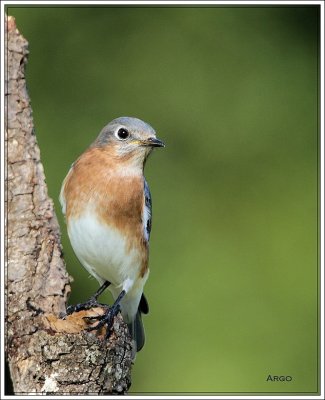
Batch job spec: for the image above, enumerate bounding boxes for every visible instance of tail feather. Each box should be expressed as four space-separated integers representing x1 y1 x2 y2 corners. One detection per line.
128 309 145 353
139 293 149 314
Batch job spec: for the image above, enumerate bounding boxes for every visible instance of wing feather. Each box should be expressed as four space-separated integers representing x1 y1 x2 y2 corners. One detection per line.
143 179 152 242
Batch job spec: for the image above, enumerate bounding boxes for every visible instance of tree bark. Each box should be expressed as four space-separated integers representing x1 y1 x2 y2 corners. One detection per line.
5 15 132 395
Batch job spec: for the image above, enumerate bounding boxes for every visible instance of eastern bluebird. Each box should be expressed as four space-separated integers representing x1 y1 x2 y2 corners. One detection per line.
60 117 164 353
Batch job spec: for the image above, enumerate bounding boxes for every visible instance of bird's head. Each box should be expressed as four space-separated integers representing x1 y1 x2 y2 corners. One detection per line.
93 117 165 168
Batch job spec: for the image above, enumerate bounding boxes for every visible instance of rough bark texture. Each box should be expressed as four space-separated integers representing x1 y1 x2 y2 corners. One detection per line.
5 15 133 395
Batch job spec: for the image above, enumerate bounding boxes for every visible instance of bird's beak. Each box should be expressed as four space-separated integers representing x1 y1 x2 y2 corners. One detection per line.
140 137 165 148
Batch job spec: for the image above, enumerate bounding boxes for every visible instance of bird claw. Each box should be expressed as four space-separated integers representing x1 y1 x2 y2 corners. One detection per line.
65 298 96 315
85 303 121 339
63 298 109 317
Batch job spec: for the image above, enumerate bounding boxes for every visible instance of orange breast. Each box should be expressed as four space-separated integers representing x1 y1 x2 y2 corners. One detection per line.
62 146 149 277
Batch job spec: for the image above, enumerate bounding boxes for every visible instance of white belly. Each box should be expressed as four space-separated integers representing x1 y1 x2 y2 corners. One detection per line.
67 208 145 293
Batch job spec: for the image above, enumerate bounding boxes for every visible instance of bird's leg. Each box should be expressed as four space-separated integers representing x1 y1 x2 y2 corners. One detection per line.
85 290 126 339
65 280 111 316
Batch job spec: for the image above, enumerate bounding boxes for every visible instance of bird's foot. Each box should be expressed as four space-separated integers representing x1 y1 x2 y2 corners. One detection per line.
59 281 112 319
63 297 108 317
84 289 126 339
84 301 121 339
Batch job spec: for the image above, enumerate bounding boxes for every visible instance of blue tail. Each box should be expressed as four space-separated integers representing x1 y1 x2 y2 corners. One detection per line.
127 293 149 353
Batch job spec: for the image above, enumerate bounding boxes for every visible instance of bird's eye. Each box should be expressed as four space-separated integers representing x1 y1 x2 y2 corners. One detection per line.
116 128 129 140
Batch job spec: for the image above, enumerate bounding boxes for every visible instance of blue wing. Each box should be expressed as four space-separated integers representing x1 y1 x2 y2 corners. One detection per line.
143 179 152 242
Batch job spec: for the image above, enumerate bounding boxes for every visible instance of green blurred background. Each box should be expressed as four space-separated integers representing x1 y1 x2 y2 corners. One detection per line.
8 5 319 395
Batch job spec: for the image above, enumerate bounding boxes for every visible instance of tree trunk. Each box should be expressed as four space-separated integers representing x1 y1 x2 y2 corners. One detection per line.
5 15 133 395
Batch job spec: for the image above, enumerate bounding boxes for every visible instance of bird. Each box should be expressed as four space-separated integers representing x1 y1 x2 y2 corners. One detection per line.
59 116 164 354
